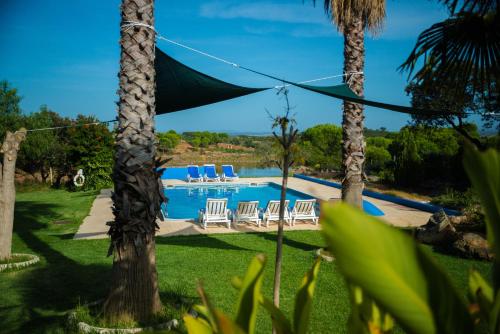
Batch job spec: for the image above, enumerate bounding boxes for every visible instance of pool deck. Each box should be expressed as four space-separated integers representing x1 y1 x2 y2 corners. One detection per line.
74 177 432 240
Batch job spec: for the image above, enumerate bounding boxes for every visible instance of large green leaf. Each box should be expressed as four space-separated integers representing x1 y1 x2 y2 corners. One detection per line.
259 295 293 334
463 147 500 291
293 258 321 334
347 285 394 334
184 315 213 334
234 254 266 334
321 203 473 334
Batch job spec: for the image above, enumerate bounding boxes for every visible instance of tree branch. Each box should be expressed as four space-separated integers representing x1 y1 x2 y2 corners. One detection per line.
445 116 486 150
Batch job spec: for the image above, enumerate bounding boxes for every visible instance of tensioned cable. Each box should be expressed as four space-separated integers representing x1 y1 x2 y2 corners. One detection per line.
122 21 363 86
26 119 117 132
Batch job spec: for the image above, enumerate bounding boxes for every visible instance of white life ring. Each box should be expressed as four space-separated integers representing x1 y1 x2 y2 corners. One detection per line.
73 169 85 187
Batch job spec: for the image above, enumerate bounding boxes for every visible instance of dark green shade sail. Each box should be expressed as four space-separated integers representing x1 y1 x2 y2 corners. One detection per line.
155 48 267 114
155 47 448 116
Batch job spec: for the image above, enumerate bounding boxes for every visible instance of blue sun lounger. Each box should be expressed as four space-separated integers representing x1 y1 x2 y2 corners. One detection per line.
203 164 221 182
187 165 203 183
221 164 239 182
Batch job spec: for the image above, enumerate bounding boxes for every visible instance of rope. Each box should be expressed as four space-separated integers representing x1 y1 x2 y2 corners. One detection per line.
121 21 363 86
27 119 117 132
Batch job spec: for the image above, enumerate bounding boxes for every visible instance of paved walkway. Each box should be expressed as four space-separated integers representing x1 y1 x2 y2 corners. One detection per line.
74 177 431 240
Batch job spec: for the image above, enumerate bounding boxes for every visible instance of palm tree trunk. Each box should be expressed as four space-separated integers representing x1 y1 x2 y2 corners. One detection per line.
0 129 26 260
342 16 365 208
104 0 163 323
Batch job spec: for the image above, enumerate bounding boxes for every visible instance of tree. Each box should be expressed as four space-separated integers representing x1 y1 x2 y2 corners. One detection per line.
406 75 498 149
400 0 499 100
268 87 299 315
0 81 22 141
300 124 342 170
0 129 27 260
318 0 386 207
400 0 499 146
157 130 181 153
104 0 164 323
18 106 61 183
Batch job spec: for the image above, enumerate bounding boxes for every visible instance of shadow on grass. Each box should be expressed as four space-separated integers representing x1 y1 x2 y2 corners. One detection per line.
254 232 320 251
1 201 110 334
155 233 255 251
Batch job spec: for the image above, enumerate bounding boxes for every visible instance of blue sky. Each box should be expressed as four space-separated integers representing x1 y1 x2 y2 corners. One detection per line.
0 0 449 133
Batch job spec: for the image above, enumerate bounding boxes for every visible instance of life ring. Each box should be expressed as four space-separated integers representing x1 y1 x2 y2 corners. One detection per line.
73 169 85 187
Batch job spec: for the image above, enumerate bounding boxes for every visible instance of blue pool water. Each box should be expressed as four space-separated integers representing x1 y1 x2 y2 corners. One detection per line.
163 182 384 219
163 182 313 219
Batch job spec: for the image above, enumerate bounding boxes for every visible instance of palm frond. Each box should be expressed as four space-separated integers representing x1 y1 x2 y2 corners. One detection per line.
438 0 498 15
399 11 500 96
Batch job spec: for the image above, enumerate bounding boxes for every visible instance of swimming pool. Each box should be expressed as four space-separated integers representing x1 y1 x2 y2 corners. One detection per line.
163 182 314 219
162 182 384 219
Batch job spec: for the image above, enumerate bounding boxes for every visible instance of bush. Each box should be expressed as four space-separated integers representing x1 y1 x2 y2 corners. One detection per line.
430 188 479 210
299 124 342 170
157 130 181 152
365 145 392 173
78 148 114 191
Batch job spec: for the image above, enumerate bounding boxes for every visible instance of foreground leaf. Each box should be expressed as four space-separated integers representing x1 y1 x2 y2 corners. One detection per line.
293 258 321 334
321 202 473 334
234 254 266 334
259 295 293 334
463 147 500 291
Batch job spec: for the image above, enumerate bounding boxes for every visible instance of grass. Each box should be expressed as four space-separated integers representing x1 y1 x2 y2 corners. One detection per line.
0 254 34 264
0 189 493 333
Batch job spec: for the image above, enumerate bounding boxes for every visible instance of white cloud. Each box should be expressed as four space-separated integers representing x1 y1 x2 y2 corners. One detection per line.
200 1 329 25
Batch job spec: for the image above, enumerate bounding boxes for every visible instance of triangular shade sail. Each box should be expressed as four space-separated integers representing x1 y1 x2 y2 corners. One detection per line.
155 47 444 116
155 48 266 114
295 83 431 115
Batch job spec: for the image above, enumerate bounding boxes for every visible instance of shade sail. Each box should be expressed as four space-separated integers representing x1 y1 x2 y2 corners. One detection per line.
155 48 267 114
295 83 432 115
155 47 444 116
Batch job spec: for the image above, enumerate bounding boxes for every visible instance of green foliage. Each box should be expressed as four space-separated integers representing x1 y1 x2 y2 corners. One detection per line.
321 202 473 333
365 145 392 173
388 126 465 186
430 188 479 210
18 106 69 181
0 80 22 140
183 131 229 148
299 124 342 170
319 146 500 333
463 147 500 292
79 148 113 190
184 255 321 334
157 130 181 152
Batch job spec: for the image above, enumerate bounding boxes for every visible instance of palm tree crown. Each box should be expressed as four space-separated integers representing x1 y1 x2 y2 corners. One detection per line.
321 0 386 33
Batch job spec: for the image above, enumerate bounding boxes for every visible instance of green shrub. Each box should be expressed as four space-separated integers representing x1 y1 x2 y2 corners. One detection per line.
431 188 478 210
79 148 113 191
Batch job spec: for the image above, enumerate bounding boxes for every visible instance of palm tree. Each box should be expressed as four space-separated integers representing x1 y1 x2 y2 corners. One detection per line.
104 0 165 323
400 0 499 96
400 0 499 146
316 0 386 207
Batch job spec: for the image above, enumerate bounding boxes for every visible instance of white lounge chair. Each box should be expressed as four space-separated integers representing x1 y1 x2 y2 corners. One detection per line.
233 201 261 227
221 165 239 181
263 200 291 227
187 165 203 183
203 164 221 182
290 199 318 225
198 198 231 229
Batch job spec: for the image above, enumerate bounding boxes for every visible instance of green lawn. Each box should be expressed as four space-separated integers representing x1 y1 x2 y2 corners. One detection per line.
0 189 492 333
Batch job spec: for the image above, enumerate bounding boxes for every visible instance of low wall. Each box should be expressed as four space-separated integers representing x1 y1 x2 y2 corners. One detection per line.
294 174 461 216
